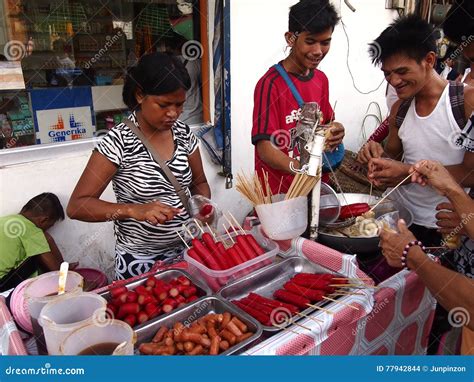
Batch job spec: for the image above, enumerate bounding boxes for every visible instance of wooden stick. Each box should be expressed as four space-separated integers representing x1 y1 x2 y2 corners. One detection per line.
176 231 190 249
306 303 334 314
228 212 246 234
194 219 205 235
329 284 379 288
331 291 365 296
369 172 413 212
295 312 324 323
223 215 239 235
292 321 312 331
183 225 195 239
205 223 218 240
277 177 284 195
223 224 235 244
323 296 359 310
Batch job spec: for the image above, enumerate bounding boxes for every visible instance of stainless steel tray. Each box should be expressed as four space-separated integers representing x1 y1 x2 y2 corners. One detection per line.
135 296 263 355
218 256 343 331
100 269 212 330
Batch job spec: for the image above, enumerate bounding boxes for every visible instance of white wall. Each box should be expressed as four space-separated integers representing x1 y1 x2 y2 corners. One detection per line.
0 0 397 280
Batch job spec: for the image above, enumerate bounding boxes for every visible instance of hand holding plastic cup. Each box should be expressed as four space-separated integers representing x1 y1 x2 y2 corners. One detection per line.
188 195 222 229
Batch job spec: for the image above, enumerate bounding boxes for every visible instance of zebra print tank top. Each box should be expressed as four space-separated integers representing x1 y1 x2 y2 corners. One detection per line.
96 112 199 280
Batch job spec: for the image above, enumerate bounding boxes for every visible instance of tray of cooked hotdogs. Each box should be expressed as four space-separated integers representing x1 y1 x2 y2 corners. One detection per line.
184 230 279 292
135 296 262 355
99 269 212 330
218 256 350 332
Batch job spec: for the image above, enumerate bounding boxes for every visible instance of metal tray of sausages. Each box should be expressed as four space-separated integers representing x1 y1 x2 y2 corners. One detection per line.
134 296 263 355
218 256 343 332
99 269 212 330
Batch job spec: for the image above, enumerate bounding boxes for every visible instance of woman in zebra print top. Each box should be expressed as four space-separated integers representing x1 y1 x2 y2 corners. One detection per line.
67 53 211 280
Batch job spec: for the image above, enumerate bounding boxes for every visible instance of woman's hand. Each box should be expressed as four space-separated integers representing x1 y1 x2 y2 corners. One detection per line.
325 122 345 151
128 201 183 225
409 160 462 197
379 219 416 268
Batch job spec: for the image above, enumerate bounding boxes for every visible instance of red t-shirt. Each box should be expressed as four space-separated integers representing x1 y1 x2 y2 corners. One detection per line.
251 65 333 194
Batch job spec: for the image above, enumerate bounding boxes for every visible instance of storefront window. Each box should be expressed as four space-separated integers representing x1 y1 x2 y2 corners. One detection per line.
0 0 206 149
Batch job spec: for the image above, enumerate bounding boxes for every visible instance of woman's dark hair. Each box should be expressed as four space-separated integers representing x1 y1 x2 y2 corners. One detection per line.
123 52 191 110
370 15 437 66
21 193 65 222
289 0 340 34
443 0 474 44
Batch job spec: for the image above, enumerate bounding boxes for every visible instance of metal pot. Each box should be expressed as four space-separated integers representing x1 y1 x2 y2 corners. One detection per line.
317 193 413 254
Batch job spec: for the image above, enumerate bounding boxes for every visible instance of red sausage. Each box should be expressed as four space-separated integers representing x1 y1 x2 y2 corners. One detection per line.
233 301 271 326
187 248 205 266
247 293 299 315
283 282 325 302
236 235 257 260
291 277 334 292
192 239 221 270
227 246 244 265
245 234 265 256
273 289 311 309
238 298 274 315
201 233 228 269
233 243 249 262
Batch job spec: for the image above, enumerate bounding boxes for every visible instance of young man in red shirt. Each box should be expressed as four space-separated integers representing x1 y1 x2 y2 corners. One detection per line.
252 0 345 194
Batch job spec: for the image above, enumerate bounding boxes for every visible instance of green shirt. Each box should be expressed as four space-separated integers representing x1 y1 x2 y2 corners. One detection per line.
0 214 50 279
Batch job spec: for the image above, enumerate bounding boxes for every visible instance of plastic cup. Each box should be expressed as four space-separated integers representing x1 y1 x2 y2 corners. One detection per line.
39 292 107 355
24 271 83 354
60 320 136 356
255 195 308 240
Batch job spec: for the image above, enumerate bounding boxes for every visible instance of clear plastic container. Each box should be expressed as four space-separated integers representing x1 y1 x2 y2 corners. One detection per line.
184 231 279 292
39 292 107 355
60 320 136 356
255 195 308 240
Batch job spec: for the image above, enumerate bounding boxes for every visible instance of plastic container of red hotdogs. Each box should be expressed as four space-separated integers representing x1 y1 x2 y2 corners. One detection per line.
184 231 279 292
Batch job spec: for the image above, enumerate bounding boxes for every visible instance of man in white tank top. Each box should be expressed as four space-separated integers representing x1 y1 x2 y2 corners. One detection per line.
358 15 474 247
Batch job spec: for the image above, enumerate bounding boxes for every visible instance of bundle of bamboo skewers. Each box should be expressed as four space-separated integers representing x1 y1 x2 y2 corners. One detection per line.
236 170 320 206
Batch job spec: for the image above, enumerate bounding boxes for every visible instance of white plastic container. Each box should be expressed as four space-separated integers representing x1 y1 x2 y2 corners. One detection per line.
39 292 107 355
24 271 83 354
60 320 136 356
255 195 308 240
184 231 279 292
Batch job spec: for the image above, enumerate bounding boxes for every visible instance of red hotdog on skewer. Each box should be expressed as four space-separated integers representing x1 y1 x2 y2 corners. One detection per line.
283 282 325 302
290 277 335 293
191 239 222 270
245 234 265 256
201 233 229 269
273 289 311 309
233 301 271 326
236 235 257 260
247 293 299 315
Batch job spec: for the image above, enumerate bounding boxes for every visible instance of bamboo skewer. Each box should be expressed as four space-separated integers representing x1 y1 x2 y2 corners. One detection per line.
176 231 190 249
331 291 365 296
323 296 359 310
183 225 195 239
194 219 205 234
295 312 324 323
329 284 379 289
223 224 235 244
369 172 413 213
228 213 246 234
306 303 334 314
205 223 218 240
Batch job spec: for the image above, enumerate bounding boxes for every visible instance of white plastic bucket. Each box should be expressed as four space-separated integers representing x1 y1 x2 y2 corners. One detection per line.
60 320 136 356
255 195 308 240
39 292 107 355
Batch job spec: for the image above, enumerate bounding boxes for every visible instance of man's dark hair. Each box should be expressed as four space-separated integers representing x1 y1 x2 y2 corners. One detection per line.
21 193 65 222
370 15 436 66
289 0 339 34
123 52 191 110
443 0 474 44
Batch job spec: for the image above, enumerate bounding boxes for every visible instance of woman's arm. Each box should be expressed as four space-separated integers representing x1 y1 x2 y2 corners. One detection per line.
67 152 181 225
188 147 211 198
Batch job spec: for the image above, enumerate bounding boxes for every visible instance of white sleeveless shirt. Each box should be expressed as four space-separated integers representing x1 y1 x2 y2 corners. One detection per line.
393 84 468 228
